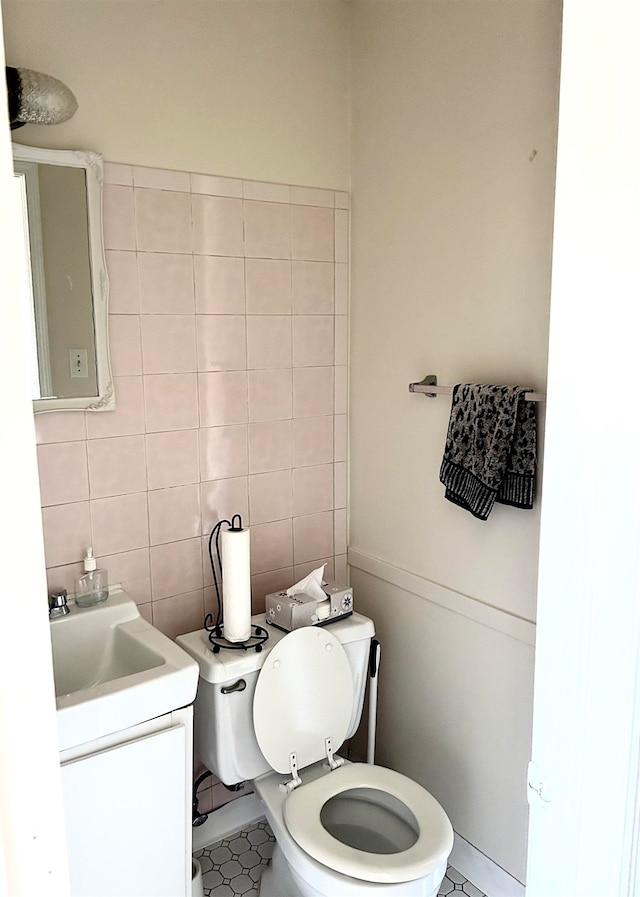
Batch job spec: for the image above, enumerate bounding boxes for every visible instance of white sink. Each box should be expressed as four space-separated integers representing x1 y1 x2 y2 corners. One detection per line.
50 588 199 751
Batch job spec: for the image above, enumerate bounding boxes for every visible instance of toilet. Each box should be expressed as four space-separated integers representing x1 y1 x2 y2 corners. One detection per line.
178 612 453 897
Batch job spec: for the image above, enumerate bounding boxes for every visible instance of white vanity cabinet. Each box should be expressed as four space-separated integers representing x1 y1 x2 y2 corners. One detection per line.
60 706 193 897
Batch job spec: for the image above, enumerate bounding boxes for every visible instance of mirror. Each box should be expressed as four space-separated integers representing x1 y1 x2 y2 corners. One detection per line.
12 144 115 412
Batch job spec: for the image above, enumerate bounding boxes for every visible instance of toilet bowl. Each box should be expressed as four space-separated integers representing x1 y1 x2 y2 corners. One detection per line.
255 759 452 897
177 612 454 897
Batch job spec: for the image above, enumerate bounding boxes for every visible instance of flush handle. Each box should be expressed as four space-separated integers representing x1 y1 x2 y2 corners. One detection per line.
221 679 246 695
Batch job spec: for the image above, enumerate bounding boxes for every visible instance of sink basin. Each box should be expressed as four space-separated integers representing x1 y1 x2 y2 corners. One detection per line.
50 588 199 751
51 592 164 697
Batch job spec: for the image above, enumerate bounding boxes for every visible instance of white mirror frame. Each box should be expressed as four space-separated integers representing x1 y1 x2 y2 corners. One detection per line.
12 144 115 412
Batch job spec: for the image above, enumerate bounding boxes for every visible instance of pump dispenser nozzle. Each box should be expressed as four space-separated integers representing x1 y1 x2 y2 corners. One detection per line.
83 546 97 572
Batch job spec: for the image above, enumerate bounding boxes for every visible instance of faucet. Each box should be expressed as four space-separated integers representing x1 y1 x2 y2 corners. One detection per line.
49 588 70 618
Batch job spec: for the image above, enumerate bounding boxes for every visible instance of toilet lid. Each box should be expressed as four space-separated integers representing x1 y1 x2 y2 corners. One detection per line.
253 627 353 774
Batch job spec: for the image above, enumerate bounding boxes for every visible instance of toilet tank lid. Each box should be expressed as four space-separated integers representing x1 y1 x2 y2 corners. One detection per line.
176 612 375 684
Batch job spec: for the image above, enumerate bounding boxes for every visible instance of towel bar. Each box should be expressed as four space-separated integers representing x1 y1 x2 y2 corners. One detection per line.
408 375 545 403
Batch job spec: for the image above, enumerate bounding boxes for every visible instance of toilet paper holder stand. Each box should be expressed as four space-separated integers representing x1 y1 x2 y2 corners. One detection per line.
205 515 269 654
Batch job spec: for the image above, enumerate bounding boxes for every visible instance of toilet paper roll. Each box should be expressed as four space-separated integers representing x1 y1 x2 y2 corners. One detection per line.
221 526 251 643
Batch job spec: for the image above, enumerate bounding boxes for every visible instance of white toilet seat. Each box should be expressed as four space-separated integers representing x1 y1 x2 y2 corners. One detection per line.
283 762 454 885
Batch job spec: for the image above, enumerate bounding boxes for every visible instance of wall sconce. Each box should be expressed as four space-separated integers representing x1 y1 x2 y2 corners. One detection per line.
5 66 78 130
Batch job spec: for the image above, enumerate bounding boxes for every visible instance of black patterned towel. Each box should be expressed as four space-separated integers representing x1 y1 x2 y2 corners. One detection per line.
439 384 537 521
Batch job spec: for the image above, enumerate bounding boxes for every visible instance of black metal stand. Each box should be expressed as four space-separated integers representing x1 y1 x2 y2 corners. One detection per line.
204 617 269 654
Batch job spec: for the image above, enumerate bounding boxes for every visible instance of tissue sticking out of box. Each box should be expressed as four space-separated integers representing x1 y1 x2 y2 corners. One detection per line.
286 564 327 602
286 564 330 620
265 567 354 631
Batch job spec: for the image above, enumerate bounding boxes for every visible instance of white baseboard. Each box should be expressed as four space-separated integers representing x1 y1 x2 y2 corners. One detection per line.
450 832 525 897
192 794 265 852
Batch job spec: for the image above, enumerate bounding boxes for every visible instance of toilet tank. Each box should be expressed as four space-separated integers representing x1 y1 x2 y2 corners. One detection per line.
177 612 375 786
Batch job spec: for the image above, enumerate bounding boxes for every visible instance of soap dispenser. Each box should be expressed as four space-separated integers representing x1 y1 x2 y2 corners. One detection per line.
74 547 108 607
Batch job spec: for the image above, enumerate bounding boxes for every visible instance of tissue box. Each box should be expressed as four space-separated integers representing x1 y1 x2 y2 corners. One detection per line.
265 581 353 632
265 592 318 631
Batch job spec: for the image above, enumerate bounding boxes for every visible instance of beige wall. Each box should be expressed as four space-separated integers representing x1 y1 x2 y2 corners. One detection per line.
2 0 350 189
350 0 561 619
350 0 561 882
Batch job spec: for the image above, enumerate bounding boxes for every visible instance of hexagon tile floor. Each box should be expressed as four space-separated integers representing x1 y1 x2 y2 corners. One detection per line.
194 820 487 897
194 821 275 897
438 867 487 896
